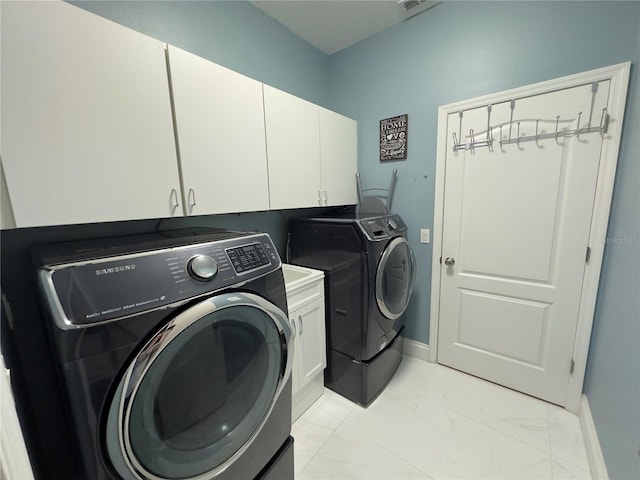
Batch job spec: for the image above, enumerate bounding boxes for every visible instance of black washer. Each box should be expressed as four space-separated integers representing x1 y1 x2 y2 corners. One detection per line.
30 228 294 480
288 211 416 406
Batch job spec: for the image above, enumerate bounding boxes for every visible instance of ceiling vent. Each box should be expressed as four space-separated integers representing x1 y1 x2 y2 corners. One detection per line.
399 0 426 12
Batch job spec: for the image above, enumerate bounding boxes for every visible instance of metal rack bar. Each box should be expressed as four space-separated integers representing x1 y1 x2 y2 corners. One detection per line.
452 107 609 153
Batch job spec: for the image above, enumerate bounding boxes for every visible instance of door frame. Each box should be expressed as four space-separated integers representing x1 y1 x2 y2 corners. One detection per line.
429 63 630 412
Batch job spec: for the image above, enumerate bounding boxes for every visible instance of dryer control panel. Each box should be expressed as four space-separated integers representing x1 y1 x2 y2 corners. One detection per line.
357 214 407 241
38 232 281 329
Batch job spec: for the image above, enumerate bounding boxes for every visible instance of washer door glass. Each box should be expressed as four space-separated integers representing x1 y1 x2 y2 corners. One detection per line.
375 237 416 320
106 293 291 480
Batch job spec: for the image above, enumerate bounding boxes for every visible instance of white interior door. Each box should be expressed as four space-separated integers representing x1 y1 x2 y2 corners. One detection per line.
437 81 610 406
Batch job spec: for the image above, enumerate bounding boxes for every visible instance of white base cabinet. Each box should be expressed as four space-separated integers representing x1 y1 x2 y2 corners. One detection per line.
282 264 327 422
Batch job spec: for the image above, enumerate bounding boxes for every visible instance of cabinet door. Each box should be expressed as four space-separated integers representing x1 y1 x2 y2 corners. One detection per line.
1 2 181 228
293 299 327 391
319 108 358 206
263 86 321 210
168 46 270 215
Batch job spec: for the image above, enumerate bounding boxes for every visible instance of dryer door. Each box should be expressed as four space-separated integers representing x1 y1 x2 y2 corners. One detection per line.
105 292 292 480
375 237 416 319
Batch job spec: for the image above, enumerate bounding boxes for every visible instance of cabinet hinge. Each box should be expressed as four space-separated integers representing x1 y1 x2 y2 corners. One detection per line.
585 246 591 264
570 358 575 375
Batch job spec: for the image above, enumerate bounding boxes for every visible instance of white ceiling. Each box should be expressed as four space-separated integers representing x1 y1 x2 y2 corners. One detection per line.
251 0 440 55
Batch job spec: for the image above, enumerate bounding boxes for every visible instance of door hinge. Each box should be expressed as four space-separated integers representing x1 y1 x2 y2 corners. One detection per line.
585 246 591 264
570 358 575 375
602 113 610 134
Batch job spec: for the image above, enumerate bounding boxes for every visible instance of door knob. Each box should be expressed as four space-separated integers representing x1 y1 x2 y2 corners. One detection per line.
444 257 455 267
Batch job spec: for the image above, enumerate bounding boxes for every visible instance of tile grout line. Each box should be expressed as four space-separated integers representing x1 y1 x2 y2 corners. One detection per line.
333 410 436 479
547 405 594 475
546 403 557 479
300 391 436 479
295 393 356 477
391 378 559 461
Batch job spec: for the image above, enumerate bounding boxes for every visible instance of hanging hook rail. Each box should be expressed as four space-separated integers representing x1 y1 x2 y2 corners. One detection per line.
499 108 607 147
452 105 495 153
452 107 609 152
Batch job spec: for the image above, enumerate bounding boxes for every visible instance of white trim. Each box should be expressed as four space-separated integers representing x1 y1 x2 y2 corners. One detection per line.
0 355 34 480
579 395 609 480
430 63 631 409
402 337 431 362
292 374 324 422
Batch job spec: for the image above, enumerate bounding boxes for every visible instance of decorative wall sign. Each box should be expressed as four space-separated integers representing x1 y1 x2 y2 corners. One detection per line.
380 114 408 161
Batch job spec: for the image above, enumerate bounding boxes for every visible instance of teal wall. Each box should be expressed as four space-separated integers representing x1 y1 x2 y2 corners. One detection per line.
67 2 640 477
330 3 639 477
328 0 640 345
71 1 330 106
583 11 640 480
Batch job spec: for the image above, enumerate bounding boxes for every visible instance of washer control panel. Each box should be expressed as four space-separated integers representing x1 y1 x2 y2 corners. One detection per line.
226 242 271 274
39 232 281 329
357 214 407 241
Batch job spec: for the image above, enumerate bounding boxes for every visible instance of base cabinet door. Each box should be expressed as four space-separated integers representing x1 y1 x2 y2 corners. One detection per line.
1 1 181 227
292 298 327 392
167 46 270 215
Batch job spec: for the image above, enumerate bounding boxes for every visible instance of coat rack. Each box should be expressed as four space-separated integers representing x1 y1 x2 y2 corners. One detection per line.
452 83 610 153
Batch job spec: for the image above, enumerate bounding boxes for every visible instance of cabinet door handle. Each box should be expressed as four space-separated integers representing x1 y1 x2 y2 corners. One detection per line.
188 188 197 212
317 189 323 205
290 317 297 337
323 190 328 205
298 314 303 335
170 188 180 212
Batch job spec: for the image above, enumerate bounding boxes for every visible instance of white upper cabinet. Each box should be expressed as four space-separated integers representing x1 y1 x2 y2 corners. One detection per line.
167 46 270 215
319 108 358 206
264 85 358 210
263 85 322 210
1 1 181 228
0 2 358 228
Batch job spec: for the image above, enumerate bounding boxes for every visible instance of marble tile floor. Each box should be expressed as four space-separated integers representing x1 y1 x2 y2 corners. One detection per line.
292 356 591 480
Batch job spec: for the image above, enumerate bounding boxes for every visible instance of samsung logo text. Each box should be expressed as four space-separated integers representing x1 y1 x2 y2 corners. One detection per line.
95 264 136 276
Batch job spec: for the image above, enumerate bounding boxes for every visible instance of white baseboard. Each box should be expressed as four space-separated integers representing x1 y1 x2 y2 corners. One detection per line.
402 338 431 362
579 395 609 480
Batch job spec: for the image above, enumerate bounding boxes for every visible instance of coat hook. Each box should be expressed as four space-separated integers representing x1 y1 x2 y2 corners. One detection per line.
599 107 609 135
469 129 475 153
588 82 598 128
535 119 540 147
499 124 505 151
516 121 521 148
576 112 583 140
488 125 494 152
486 105 492 142
452 132 459 153
508 100 515 142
